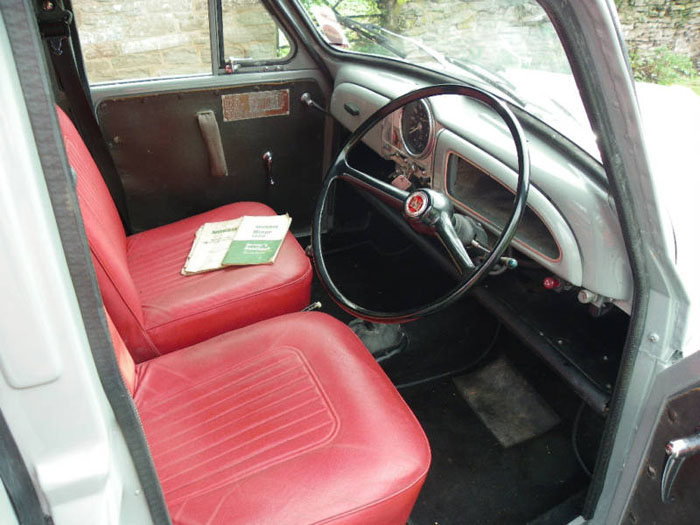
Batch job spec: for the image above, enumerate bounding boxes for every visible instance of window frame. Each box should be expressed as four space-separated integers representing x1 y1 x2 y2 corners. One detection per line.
209 0 297 76
73 0 299 85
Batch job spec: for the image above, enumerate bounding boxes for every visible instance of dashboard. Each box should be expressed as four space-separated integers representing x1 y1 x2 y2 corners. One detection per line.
329 65 633 310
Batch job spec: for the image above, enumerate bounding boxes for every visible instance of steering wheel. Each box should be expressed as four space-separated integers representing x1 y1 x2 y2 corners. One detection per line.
312 84 530 323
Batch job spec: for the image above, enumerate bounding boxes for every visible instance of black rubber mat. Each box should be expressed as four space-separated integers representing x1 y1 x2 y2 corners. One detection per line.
402 376 588 524
452 357 560 447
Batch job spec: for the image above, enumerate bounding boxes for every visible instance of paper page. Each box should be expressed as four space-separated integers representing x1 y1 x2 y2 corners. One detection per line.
222 214 291 266
181 218 243 275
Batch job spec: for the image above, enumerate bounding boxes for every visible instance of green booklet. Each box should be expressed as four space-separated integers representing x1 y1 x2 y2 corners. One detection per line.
222 214 292 266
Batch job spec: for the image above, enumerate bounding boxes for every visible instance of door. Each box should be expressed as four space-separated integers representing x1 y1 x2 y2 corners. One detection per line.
73 0 329 233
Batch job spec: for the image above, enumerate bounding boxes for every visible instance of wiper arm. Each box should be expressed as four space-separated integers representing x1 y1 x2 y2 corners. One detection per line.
331 12 407 58
319 1 524 107
444 56 526 107
362 23 452 68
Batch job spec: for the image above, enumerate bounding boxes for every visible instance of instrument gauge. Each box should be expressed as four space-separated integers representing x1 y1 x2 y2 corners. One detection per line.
401 100 433 157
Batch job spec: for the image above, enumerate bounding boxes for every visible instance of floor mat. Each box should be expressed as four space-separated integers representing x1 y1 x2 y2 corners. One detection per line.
452 357 560 447
402 377 588 525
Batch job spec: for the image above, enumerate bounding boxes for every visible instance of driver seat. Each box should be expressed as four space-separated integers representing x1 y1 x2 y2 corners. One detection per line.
107 309 431 523
57 106 312 362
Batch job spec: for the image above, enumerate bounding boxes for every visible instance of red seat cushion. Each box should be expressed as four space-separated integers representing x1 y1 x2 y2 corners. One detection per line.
56 106 312 361
127 202 312 358
133 312 431 524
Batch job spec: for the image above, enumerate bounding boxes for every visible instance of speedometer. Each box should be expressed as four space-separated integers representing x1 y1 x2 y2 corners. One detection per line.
401 99 433 157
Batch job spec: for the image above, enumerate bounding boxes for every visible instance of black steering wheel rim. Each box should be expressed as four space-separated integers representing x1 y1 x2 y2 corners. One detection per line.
312 84 530 323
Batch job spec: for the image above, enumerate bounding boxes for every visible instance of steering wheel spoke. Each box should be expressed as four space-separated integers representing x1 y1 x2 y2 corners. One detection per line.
337 160 409 206
434 213 476 274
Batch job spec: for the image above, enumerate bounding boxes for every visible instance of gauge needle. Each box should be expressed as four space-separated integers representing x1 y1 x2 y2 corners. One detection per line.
409 123 422 134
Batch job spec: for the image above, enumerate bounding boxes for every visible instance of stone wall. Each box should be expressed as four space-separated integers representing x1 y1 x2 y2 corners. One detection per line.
380 0 699 73
616 0 700 66
75 0 698 83
74 0 281 83
380 0 570 73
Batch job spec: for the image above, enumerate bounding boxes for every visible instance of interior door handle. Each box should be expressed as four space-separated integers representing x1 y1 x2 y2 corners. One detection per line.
661 432 700 503
197 110 228 178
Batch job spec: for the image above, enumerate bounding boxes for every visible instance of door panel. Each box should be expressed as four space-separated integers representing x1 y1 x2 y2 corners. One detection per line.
96 78 326 233
622 386 700 524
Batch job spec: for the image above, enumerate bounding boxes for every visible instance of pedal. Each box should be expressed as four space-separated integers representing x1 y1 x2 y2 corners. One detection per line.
348 319 407 361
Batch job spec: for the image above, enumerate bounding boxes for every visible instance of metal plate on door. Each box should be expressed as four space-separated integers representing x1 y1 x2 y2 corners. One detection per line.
222 89 290 122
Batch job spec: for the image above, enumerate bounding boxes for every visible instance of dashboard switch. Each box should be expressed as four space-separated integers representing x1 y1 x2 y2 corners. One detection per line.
343 102 360 116
577 289 599 304
543 276 560 290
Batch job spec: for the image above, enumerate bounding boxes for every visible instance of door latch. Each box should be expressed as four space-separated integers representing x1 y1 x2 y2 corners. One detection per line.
661 431 700 503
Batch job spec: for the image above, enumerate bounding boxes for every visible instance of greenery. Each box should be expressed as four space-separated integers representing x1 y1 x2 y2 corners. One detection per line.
683 77 700 96
300 0 381 18
299 0 392 56
630 46 698 86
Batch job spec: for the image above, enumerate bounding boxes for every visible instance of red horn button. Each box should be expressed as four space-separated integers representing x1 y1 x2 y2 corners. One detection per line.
405 191 428 217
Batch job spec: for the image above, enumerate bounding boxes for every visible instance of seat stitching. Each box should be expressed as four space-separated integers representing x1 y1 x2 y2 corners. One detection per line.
159 403 327 479
165 416 333 506
154 385 318 463
137 353 296 412
145 366 305 432
151 345 341 509
143 358 299 425
147 376 310 444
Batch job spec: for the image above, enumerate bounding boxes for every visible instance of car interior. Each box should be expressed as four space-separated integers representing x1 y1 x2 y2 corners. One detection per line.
28 0 634 523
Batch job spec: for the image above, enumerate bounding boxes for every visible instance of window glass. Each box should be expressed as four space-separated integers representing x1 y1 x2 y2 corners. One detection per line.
73 0 290 83
74 0 212 83
221 0 291 62
299 0 598 159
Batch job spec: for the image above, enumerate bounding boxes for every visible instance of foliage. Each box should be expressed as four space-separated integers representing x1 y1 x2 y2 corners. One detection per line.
630 46 698 85
299 0 390 56
300 0 382 17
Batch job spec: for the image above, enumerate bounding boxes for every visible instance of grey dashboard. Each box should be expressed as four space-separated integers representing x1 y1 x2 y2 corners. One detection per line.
329 65 632 309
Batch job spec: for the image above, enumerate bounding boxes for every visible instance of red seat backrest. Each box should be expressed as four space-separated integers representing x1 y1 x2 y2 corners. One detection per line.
105 310 136 394
56 107 155 354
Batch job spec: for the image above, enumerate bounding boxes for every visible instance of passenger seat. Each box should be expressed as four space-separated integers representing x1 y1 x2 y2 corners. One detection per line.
57 106 312 361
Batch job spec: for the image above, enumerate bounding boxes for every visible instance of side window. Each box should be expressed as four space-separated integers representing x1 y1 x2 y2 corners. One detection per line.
73 0 291 84
221 0 291 64
73 0 213 83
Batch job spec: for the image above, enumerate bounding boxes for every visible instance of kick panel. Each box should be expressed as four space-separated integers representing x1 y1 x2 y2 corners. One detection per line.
97 80 325 233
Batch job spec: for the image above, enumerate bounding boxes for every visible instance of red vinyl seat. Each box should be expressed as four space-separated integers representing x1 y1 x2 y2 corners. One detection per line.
57 107 312 361
108 311 431 524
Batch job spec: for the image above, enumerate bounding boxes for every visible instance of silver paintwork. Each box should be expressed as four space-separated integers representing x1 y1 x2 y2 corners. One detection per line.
91 68 326 108
329 81 388 155
0 17 150 523
536 1 692 523
329 70 632 303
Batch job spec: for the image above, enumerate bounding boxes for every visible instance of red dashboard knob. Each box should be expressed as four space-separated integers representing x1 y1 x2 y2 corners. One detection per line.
543 276 560 290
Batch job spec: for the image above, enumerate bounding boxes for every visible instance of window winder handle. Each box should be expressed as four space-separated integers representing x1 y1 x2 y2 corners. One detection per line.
262 151 274 186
